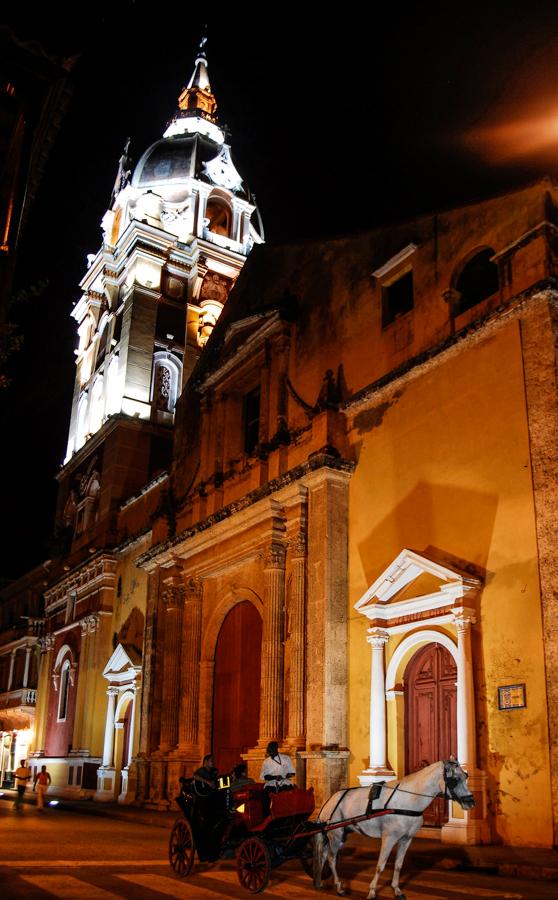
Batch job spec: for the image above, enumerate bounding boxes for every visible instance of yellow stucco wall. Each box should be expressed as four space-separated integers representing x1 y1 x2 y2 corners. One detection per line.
347 320 553 846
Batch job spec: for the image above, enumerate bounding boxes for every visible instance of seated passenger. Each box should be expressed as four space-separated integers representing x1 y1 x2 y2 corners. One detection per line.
260 741 295 792
193 753 218 791
230 762 255 792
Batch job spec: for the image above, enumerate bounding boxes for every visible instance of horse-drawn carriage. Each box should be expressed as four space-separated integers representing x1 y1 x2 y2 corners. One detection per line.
169 759 476 897
169 776 316 892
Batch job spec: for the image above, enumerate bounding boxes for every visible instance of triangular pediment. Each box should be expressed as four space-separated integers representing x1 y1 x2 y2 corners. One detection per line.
103 642 142 683
355 548 482 621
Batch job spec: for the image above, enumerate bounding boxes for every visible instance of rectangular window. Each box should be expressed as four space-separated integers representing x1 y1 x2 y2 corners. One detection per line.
243 387 260 456
382 269 414 328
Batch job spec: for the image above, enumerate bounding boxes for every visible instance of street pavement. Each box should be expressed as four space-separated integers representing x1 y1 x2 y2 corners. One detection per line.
1 799 557 899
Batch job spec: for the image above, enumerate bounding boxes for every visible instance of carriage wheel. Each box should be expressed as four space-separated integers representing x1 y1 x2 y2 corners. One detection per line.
236 836 271 893
169 817 195 877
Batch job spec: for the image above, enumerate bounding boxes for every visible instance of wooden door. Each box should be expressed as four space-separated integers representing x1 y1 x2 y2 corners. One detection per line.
212 601 262 773
405 642 457 826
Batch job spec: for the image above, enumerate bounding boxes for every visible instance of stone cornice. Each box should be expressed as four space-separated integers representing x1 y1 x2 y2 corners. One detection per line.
44 553 117 612
137 453 355 570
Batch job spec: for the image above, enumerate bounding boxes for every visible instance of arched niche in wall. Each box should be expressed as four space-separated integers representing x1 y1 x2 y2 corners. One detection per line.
453 247 499 315
205 193 232 237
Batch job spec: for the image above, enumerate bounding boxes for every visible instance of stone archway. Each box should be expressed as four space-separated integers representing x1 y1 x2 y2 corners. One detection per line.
212 601 262 772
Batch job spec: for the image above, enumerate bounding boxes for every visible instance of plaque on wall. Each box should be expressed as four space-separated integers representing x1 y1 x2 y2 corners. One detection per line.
498 683 527 710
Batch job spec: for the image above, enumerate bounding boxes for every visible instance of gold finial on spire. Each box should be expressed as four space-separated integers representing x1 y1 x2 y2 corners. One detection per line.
177 33 217 121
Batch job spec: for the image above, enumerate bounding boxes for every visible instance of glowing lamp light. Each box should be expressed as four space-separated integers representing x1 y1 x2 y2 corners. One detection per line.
235 803 245 813
48 800 59 807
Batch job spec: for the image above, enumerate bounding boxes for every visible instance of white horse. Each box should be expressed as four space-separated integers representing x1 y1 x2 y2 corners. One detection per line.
314 759 475 899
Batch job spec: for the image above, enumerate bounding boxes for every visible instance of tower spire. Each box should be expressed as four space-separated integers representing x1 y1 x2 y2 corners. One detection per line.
177 34 217 123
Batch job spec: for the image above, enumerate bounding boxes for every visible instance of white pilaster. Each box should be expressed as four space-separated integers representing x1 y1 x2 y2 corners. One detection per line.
102 687 118 767
452 606 477 770
23 647 32 688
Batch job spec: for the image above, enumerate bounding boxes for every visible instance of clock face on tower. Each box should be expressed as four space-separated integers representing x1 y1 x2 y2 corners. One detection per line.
204 146 243 191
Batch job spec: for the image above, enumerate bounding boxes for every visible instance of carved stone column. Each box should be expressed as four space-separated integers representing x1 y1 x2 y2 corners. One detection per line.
259 543 286 744
286 533 306 747
32 633 54 755
137 571 159 762
158 578 186 752
178 578 203 751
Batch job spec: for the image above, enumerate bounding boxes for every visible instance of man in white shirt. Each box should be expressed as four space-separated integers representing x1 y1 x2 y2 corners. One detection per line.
13 759 31 811
260 741 295 792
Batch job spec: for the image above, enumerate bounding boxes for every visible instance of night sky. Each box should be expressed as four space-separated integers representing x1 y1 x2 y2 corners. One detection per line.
3 2 558 579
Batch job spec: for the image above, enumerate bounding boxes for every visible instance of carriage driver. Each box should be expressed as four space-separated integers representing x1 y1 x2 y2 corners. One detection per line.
260 741 295 792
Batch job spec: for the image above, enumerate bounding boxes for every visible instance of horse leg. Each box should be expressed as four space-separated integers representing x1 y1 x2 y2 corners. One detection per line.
367 831 399 900
325 829 346 895
390 835 413 899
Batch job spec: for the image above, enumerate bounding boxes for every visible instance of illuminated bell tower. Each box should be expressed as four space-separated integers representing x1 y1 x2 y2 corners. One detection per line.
57 39 263 551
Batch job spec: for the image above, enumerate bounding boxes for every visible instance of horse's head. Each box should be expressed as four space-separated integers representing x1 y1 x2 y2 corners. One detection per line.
442 758 475 810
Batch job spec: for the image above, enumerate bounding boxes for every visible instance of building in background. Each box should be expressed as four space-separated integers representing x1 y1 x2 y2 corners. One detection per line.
138 178 558 848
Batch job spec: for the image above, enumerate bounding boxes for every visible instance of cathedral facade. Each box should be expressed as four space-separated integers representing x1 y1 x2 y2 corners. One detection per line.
138 179 558 847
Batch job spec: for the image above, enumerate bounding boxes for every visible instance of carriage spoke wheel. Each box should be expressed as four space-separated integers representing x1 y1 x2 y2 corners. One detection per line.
236 836 271 893
169 817 195 877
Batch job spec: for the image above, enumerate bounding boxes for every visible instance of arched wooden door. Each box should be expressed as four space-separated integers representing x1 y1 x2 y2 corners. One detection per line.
212 601 262 773
405 642 457 826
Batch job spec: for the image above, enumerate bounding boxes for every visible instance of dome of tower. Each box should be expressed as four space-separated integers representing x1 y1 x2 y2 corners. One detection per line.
131 134 222 189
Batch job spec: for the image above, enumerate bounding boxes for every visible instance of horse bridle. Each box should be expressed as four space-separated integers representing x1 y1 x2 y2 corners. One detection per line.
378 759 474 809
441 760 474 805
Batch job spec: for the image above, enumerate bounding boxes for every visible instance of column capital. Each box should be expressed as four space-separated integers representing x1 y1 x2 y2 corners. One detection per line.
80 613 100 635
107 686 119 698
185 577 203 602
367 628 389 649
262 542 287 570
38 633 55 653
451 606 477 632
288 532 306 559
162 584 186 611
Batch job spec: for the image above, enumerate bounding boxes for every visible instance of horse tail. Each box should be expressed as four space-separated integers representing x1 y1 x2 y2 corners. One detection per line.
312 831 327 888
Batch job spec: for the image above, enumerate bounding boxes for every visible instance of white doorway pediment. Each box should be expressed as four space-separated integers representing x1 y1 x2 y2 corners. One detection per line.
355 548 482 622
103 643 142 685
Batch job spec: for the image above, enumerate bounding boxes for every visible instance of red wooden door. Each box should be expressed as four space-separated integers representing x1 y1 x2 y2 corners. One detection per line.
212 601 262 773
405 642 457 826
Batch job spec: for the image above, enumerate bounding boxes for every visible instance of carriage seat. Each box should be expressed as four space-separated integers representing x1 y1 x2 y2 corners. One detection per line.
269 786 315 820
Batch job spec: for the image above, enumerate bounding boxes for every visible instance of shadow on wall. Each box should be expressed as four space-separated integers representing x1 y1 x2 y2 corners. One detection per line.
357 480 498 587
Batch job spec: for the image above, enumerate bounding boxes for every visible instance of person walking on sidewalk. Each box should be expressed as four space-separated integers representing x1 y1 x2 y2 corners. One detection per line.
13 759 31 811
33 765 51 811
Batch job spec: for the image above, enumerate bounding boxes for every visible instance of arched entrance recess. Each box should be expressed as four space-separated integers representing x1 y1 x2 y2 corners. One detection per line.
212 601 262 772
405 642 457 826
